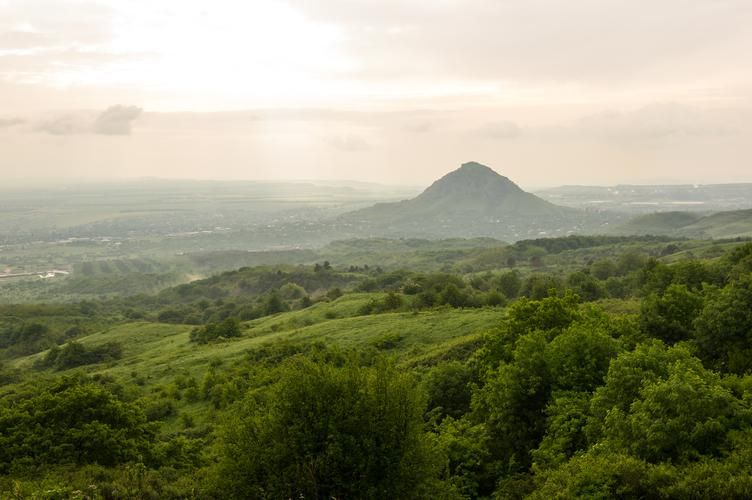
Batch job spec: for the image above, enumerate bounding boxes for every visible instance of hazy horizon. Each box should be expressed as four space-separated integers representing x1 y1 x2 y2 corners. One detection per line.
2 0 752 186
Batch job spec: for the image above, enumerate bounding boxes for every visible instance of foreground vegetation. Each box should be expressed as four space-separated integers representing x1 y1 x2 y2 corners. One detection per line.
2 235 752 498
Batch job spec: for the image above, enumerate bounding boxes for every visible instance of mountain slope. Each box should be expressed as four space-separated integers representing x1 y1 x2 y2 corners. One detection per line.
340 162 606 240
612 209 752 238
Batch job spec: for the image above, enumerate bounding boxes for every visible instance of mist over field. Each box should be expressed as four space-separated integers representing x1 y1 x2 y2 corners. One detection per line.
2 1 752 498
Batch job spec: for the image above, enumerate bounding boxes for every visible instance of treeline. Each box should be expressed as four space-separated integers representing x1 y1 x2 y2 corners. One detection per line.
511 234 679 255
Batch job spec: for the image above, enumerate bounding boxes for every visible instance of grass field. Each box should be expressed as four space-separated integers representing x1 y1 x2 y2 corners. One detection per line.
9 297 502 390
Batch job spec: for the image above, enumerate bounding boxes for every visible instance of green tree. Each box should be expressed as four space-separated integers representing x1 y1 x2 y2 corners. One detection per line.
213 358 445 499
531 391 591 470
694 275 752 373
497 271 522 299
566 271 604 301
0 376 154 472
602 358 742 463
545 323 619 392
587 341 694 442
423 361 476 421
640 284 703 344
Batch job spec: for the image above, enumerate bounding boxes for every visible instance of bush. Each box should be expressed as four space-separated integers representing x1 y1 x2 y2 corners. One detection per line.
40 341 123 370
212 358 446 499
190 317 242 344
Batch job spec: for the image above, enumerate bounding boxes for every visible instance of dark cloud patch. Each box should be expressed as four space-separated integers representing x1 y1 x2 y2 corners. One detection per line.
93 105 143 135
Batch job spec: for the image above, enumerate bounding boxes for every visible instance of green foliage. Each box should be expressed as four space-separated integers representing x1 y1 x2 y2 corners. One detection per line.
545 322 620 392
39 341 123 370
640 284 703 344
4 237 752 495
602 357 743 463
189 317 242 344
497 270 522 298
423 361 476 421
531 391 591 470
475 331 550 475
530 451 655 499
587 341 695 442
212 357 446 499
0 376 155 473
566 270 605 301
480 291 581 370
694 275 752 373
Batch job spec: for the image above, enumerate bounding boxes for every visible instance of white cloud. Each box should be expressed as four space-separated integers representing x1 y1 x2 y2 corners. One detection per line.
33 105 142 135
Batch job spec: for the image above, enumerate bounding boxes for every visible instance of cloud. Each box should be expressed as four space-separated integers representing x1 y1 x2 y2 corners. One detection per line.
478 121 521 140
93 105 142 135
34 114 89 135
326 134 371 152
0 117 24 128
33 105 142 135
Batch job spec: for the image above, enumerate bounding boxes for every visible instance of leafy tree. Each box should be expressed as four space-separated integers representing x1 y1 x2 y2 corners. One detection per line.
212 358 445 499
616 252 646 276
190 317 242 344
529 451 655 499
566 271 604 301
485 289 506 307
497 271 522 298
531 391 591 470
474 332 550 475
264 292 286 315
587 341 694 442
440 284 467 308
521 275 562 300
0 376 154 472
602 357 742 463
694 275 752 373
435 417 495 498
590 259 616 280
423 361 476 422
382 291 404 311
480 291 581 370
639 284 703 344
40 341 123 370
545 322 620 392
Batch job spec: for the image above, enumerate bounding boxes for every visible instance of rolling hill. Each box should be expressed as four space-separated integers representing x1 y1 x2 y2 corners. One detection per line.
612 209 752 239
341 162 610 240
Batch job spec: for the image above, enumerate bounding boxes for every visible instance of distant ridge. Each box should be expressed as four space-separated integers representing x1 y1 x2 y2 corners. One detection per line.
612 209 752 239
340 162 605 240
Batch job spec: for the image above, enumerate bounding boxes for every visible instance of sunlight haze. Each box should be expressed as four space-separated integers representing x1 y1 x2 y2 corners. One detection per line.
1 0 752 186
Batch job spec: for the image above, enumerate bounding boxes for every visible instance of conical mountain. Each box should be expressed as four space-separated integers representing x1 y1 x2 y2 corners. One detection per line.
408 161 560 214
340 162 583 240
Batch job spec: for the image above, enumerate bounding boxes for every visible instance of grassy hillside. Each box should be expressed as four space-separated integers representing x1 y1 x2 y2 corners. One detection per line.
610 211 702 235
8 301 500 380
613 209 752 239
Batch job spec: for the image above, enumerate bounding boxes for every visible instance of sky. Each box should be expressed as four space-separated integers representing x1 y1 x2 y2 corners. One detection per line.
1 0 752 188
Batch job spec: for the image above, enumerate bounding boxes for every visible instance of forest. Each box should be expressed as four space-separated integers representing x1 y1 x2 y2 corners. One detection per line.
1 235 751 498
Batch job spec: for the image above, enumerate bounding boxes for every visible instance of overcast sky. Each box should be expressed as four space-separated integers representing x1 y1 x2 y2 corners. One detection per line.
1 0 751 187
